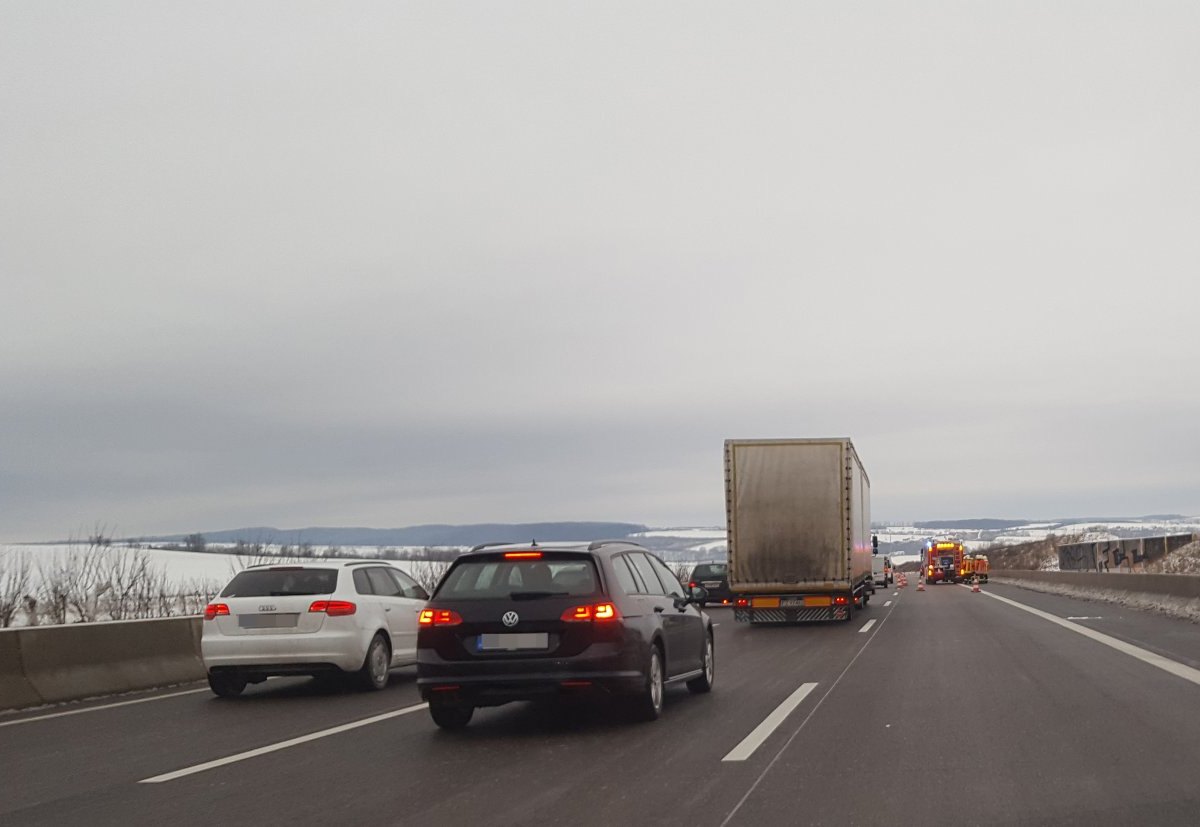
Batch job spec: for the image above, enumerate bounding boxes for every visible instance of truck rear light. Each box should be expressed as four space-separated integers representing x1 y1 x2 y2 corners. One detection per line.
504 551 542 559
833 596 849 606
203 603 229 620
418 609 463 626
561 602 620 622
735 597 749 607
309 600 357 616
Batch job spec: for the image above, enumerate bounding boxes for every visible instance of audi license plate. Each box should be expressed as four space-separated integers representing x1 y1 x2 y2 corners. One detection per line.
477 633 549 651
238 613 299 629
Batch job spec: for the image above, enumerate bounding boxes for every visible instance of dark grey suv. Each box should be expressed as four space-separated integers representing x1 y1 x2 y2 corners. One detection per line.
417 541 715 729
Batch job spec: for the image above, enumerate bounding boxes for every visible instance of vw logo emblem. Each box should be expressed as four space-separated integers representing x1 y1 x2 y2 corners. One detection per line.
501 611 519 627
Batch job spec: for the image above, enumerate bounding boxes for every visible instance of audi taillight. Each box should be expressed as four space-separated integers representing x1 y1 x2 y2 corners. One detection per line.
309 600 357 616
418 609 463 626
560 602 620 622
204 603 229 620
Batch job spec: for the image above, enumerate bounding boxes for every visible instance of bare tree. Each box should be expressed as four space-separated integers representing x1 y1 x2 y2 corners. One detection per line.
408 560 450 595
0 551 32 627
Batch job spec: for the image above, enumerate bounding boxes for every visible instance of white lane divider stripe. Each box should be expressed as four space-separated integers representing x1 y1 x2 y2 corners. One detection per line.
858 619 876 633
884 600 892 607
721 682 818 762
980 591 1200 688
0 688 210 729
140 703 429 783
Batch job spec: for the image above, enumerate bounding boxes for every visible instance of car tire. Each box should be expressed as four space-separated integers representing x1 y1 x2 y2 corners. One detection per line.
629 646 665 721
687 633 714 694
208 671 246 698
429 700 474 730
356 633 391 692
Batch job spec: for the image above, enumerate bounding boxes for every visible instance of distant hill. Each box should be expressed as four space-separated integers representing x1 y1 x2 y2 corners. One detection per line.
913 519 1030 530
143 522 649 547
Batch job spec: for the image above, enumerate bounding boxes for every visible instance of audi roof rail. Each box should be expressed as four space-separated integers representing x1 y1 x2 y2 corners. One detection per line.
586 539 645 551
468 541 522 554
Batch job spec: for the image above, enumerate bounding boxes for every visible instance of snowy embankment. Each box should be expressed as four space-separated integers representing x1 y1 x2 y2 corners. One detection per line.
992 565 1200 625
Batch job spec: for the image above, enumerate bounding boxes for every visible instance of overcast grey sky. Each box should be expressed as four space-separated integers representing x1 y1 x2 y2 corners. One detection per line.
3 2 1198 541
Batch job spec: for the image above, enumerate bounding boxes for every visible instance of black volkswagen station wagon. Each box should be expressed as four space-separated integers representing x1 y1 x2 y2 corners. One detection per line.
417 541 714 729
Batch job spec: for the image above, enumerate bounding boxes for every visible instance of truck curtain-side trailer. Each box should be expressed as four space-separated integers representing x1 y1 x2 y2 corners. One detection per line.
725 438 874 624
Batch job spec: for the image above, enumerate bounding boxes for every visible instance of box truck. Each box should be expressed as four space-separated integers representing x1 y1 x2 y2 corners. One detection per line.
725 438 874 623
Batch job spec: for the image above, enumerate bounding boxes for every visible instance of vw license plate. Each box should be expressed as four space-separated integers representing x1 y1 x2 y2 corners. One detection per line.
477 633 549 651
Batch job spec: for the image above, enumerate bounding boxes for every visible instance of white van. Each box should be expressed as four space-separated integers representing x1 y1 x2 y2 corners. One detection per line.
871 555 892 588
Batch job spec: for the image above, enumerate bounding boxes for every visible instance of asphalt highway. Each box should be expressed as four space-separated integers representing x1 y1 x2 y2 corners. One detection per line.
3 582 1199 826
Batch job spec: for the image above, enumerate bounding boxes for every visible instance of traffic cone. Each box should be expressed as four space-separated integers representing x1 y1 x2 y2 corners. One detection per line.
917 580 925 592
971 576 981 593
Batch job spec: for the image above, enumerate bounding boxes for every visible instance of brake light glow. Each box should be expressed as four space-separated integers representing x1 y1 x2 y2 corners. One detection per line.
735 597 749 607
203 603 229 620
309 600 357 616
418 608 463 626
688 581 696 588
833 595 849 606
560 602 620 622
504 552 542 559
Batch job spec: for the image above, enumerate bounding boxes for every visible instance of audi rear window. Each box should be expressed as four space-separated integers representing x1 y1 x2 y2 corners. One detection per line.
436 556 599 600
220 568 338 597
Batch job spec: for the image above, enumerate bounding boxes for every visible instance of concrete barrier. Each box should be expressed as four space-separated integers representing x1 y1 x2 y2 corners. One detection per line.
0 630 44 709
1 616 205 711
991 571 1200 623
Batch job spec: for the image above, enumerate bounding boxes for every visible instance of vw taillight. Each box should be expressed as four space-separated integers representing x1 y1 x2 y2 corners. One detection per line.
418 609 462 626
309 600 357 616
203 603 229 620
560 602 620 622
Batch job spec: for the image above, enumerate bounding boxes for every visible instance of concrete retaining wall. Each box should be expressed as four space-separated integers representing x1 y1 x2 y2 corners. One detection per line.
0 616 205 711
991 570 1200 623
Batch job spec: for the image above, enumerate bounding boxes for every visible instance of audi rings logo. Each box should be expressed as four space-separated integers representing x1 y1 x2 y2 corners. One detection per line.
501 611 519 627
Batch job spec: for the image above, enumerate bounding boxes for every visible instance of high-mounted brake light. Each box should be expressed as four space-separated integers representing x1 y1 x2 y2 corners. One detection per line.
560 602 619 622
419 608 463 626
204 603 229 620
309 600 357 616
504 551 543 559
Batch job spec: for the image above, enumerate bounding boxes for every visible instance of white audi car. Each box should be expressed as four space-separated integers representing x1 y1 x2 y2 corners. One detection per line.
201 561 429 697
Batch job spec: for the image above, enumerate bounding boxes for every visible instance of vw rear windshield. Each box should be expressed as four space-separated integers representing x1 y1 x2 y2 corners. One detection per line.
220 568 337 597
437 556 599 600
692 564 727 578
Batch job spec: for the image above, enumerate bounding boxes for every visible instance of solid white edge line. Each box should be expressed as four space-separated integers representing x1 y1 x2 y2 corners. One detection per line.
0 688 210 729
979 589 1200 688
721 682 818 762
139 703 429 783
858 619 876 633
